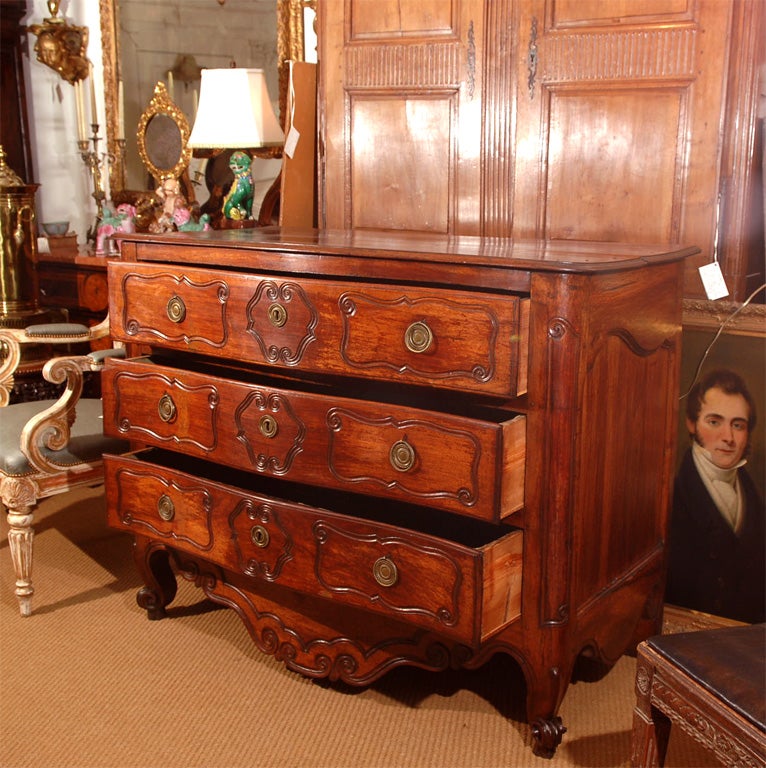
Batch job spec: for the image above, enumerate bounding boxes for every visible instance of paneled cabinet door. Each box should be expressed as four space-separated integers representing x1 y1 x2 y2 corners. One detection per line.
319 0 485 234
509 0 732 297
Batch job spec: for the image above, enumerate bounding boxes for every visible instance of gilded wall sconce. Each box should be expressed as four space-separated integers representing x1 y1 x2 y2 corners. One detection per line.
29 1 89 84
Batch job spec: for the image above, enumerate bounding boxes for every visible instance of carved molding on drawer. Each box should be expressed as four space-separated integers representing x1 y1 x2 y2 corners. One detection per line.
229 499 294 581
312 521 462 628
338 292 501 386
245 280 318 365
234 390 306 475
121 272 230 347
326 407 480 507
114 467 214 550
170 549 474 686
113 371 220 452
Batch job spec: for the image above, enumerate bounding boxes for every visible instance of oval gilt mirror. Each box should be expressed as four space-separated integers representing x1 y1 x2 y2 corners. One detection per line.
135 82 191 188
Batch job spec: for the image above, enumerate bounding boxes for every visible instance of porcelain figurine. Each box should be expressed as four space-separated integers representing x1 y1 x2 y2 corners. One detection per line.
222 151 254 220
95 204 136 255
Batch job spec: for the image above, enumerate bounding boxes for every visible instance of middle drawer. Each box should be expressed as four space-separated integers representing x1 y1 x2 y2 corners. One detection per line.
102 357 526 523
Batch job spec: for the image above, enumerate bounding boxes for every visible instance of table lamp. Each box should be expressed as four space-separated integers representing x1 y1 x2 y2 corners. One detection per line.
188 68 283 228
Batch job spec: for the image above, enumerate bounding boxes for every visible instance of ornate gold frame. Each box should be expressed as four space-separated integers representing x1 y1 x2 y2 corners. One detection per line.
99 0 307 197
135 81 191 187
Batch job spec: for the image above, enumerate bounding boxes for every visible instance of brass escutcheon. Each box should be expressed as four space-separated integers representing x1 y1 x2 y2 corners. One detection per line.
250 525 270 548
373 556 398 587
268 302 287 327
166 295 186 323
389 439 415 472
404 320 433 353
158 393 177 423
259 414 279 438
157 494 175 522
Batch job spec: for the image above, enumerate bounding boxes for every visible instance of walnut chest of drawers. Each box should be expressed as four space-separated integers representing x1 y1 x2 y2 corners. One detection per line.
102 228 695 757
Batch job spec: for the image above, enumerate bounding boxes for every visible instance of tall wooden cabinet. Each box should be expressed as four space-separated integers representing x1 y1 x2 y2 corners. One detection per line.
319 0 764 300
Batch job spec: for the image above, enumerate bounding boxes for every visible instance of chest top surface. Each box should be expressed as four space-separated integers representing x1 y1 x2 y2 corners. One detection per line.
115 227 698 292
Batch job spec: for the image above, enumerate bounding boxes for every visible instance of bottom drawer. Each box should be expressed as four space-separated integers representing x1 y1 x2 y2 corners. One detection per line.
105 449 523 645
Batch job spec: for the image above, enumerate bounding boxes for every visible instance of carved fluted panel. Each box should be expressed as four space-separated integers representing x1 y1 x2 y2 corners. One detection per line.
345 43 462 89
542 28 697 83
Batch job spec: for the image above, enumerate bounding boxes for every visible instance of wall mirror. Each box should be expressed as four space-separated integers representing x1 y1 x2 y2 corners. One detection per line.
99 0 313 199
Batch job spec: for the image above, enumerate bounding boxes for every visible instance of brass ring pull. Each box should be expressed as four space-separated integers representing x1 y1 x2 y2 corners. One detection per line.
157 494 175 522
250 525 270 548
390 439 416 472
268 302 287 327
373 556 398 587
259 414 279 438
166 295 186 323
158 393 177 423
404 321 433 353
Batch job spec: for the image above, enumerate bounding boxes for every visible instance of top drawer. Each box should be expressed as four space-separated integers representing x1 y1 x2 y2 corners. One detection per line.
108 261 528 397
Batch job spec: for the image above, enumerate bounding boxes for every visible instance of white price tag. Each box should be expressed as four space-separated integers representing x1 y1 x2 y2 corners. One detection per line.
284 126 300 159
698 262 729 300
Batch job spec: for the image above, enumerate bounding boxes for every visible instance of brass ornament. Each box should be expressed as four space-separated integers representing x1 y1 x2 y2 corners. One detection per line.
166 295 187 323
404 321 434 354
157 494 175 522
250 525 270 548
259 414 279 439
372 556 398 588
29 2 90 85
157 394 177 423
268 303 288 328
389 439 416 472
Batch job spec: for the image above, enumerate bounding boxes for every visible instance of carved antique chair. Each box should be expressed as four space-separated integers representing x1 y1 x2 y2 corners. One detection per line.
0 319 128 616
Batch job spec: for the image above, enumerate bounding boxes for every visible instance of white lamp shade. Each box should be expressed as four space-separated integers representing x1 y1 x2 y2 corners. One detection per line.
188 68 284 149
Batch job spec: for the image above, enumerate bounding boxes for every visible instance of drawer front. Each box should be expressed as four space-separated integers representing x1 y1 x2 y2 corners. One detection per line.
102 357 525 522
104 452 523 644
108 261 528 397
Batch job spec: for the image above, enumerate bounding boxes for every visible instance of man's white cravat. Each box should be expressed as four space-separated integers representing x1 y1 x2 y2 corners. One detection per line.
691 441 746 533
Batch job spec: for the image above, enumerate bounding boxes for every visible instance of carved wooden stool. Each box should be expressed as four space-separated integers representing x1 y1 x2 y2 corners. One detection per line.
631 623 765 767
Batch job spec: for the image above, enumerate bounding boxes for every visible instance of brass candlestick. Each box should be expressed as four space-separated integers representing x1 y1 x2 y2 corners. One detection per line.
78 123 107 245
115 137 126 193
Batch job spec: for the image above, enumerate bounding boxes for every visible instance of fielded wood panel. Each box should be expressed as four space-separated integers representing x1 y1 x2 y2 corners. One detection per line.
320 0 484 233
512 0 732 299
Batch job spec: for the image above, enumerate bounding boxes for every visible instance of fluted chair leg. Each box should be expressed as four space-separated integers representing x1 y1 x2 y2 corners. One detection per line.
7 505 35 617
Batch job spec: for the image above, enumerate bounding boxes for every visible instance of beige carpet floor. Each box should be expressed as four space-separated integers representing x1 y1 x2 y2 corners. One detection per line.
0 485 714 768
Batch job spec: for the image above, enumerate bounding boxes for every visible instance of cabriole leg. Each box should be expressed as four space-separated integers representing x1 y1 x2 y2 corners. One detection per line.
134 539 178 620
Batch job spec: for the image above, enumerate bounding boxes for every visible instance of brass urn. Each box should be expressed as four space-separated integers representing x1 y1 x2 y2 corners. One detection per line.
0 145 41 321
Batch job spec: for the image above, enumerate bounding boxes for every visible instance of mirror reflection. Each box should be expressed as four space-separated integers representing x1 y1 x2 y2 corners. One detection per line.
107 0 283 207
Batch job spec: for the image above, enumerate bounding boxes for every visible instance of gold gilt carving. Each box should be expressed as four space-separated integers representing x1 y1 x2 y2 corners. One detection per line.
29 1 90 85
1 477 38 511
99 0 121 197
